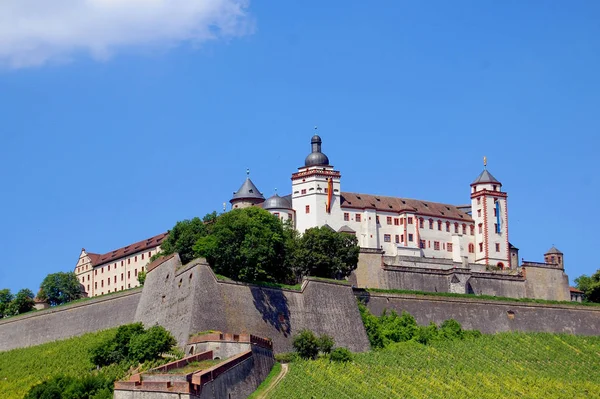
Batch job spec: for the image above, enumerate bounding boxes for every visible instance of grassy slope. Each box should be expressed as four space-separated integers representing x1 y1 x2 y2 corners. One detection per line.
268 332 600 399
0 329 117 399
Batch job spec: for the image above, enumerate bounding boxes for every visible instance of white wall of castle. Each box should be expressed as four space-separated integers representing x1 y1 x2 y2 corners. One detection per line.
74 247 160 297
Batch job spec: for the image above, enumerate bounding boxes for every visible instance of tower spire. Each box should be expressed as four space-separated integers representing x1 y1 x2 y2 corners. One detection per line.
483 156 487 169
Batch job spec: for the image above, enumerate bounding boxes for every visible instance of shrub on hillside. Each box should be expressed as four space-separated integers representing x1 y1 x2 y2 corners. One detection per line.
380 310 418 345
317 334 335 354
357 301 385 349
438 319 464 340
90 323 175 367
275 352 298 363
293 329 320 360
24 374 114 399
413 322 439 345
330 347 353 362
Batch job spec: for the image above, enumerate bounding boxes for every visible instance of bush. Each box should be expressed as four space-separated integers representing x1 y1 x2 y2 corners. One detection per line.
438 319 463 340
90 323 175 367
275 352 298 363
413 322 439 345
317 334 334 354
330 347 352 362
357 301 384 349
129 325 177 363
380 310 418 344
24 374 114 399
292 329 320 360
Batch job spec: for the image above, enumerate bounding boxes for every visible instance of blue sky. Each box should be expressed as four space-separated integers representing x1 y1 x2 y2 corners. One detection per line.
0 0 598 294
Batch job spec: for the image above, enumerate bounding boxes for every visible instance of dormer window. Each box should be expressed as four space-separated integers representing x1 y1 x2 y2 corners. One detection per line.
493 185 497 191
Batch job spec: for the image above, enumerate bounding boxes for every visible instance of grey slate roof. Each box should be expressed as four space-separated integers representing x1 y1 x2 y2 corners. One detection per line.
262 194 293 210
231 177 264 202
471 169 501 185
545 246 563 255
304 134 330 167
338 225 356 234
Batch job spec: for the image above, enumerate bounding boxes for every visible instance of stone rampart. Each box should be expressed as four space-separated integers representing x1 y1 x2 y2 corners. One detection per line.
0 288 141 352
136 256 371 353
358 291 600 335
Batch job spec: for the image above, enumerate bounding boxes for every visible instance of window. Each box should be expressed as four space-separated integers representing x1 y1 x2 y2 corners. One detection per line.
419 218 424 229
121 273 124 281
493 208 497 217
408 217 413 224
448 243 453 252
107 278 110 286
400 218 404 225
479 243 483 252
470 225 475 235
95 269 97 275
438 220 442 231
101 280 104 288
135 256 137 262
493 185 497 191
108 290 111 293
408 234 413 242
148 252 151 258
324 188 328 193
494 223 498 233
394 218 399 226
468 243 475 253
477 209 481 217
142 253 144 260
141 267 144 272
434 241 440 250
101 268 104 274
301 189 306 195
376 216 380 224
87 285 90 292
274 212 280 218
400 234 404 243
121 261 124 266
462 224 467 235
288 213 292 219
496 243 500 252
135 269 138 276
87 275 90 281
386 216 392 225
128 284 130 288
95 282 97 289
395 235 400 243
128 271 130 279
477 198 481 205
420 240 426 249
478 224 483 234
446 222 450 232
356 214 361 222
114 276 117 283
429 219 434 229
384 234 391 242
128 259 130 265
108 265 110 271
305 205 310 214
344 212 350 221
454 223 459 233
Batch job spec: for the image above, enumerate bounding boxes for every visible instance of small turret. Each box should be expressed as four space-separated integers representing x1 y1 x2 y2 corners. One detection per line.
544 246 564 269
230 169 264 209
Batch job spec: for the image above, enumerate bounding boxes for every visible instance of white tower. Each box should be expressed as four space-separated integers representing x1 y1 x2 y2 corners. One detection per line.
292 134 342 233
470 158 511 268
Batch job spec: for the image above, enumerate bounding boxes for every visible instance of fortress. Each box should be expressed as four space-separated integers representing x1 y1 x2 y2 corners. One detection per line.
74 134 575 302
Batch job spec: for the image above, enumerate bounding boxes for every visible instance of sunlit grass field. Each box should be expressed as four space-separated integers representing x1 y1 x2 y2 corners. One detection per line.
268 332 600 399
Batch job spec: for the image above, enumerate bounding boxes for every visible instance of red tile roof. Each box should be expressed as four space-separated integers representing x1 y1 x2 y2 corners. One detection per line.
89 232 168 267
340 192 473 222
569 286 584 294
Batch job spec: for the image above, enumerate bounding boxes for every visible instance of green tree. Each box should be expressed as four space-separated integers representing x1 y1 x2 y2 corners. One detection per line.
0 288 14 318
194 207 289 282
292 329 320 360
294 226 360 279
317 334 335 354
10 288 35 315
575 269 600 303
128 325 177 363
158 212 217 264
39 272 83 306
329 347 352 362
137 270 147 286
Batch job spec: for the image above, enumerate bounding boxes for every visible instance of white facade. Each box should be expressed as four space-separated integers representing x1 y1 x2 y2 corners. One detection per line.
250 135 513 269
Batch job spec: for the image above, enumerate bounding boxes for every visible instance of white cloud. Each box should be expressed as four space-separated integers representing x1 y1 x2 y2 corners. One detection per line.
0 0 253 68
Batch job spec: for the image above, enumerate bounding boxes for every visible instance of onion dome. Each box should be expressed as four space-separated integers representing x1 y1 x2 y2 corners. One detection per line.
304 135 330 167
263 194 293 210
230 177 264 204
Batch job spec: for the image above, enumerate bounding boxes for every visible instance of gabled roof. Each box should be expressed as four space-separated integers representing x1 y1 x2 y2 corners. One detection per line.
231 177 264 203
338 225 356 234
340 192 473 222
87 232 168 268
471 169 501 186
569 286 584 294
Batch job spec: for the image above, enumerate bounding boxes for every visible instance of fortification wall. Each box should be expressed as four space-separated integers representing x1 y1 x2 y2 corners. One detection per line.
353 251 570 301
0 289 141 352
135 257 371 353
358 291 600 335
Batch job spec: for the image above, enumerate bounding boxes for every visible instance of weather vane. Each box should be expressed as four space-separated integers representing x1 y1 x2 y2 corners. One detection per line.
483 156 487 169
246 168 250 176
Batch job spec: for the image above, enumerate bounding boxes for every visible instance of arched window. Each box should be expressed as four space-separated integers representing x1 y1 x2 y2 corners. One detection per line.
462 224 467 235
497 262 505 269
468 243 475 253
454 223 459 233
446 222 450 232
429 219 434 229
437 220 442 231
